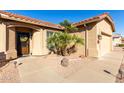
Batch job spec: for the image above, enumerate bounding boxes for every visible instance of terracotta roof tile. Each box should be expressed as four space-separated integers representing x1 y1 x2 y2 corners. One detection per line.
0 10 64 30
0 11 114 31
73 13 109 26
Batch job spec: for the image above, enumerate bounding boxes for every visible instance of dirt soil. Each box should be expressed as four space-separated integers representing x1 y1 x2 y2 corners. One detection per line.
0 61 20 83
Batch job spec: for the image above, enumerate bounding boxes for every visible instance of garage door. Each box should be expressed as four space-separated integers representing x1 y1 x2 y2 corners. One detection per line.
100 34 111 56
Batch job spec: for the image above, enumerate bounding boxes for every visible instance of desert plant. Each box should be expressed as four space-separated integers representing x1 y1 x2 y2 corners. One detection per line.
59 20 78 33
118 44 124 47
47 20 84 56
47 32 84 56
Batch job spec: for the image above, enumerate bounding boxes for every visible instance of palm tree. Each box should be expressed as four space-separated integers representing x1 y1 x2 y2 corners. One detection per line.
67 35 84 55
47 32 71 55
59 20 78 33
47 32 84 56
47 32 61 54
72 34 84 46
47 20 84 56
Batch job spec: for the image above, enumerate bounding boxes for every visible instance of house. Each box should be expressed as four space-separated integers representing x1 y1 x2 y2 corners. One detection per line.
112 33 122 46
0 11 63 59
72 13 115 57
0 11 115 60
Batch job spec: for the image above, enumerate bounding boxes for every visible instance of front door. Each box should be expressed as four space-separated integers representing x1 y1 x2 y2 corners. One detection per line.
16 32 30 56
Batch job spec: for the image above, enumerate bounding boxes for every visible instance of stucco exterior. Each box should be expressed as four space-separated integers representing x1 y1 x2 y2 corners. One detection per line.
97 19 113 56
32 29 49 55
0 11 115 60
0 18 62 60
73 18 114 57
73 22 99 57
6 27 17 59
0 22 6 53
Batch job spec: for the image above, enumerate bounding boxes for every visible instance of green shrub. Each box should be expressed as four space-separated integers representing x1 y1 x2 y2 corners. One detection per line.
118 44 124 47
47 32 84 56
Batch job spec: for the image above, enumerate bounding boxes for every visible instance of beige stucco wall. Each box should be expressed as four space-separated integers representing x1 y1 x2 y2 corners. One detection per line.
32 29 43 55
42 29 49 54
74 19 113 57
74 23 98 57
97 19 112 35
32 28 53 56
6 27 17 59
96 19 113 57
0 21 17 60
87 23 98 57
0 22 6 53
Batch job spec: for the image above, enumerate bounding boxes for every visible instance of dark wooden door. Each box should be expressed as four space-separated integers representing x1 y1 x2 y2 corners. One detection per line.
17 32 30 56
21 39 29 55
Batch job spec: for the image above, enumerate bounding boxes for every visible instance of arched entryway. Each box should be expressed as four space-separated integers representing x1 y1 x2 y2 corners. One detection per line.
6 22 49 59
6 23 40 58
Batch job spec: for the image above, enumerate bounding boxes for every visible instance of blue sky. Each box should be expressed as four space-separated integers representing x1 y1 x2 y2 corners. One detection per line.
7 10 124 36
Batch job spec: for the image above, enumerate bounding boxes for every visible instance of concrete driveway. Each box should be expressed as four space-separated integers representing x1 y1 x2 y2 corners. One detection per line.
16 47 124 83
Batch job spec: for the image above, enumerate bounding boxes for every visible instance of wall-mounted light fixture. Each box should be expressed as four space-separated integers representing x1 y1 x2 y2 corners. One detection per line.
98 35 102 40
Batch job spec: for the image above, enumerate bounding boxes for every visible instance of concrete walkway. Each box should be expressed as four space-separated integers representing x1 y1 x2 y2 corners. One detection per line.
16 47 124 83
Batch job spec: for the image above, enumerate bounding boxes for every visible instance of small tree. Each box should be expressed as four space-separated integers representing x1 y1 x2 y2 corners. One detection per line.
47 20 84 56
67 34 84 55
47 32 84 56
59 20 78 33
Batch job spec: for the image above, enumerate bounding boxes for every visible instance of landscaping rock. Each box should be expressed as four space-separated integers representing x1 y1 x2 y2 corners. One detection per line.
61 58 69 67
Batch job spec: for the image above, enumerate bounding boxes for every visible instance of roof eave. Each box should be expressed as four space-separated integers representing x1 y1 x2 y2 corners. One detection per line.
0 14 63 30
73 18 99 27
105 16 115 32
73 15 115 32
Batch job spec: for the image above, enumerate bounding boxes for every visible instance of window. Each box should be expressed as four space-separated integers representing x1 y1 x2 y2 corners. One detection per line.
47 31 54 49
47 31 53 38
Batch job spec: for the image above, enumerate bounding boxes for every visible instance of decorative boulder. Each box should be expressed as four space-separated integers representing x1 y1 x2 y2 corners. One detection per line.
61 58 69 67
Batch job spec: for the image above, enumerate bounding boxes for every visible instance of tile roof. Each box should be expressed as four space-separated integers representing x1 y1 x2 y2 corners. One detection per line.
0 10 64 30
72 13 115 32
73 13 109 26
0 11 115 32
